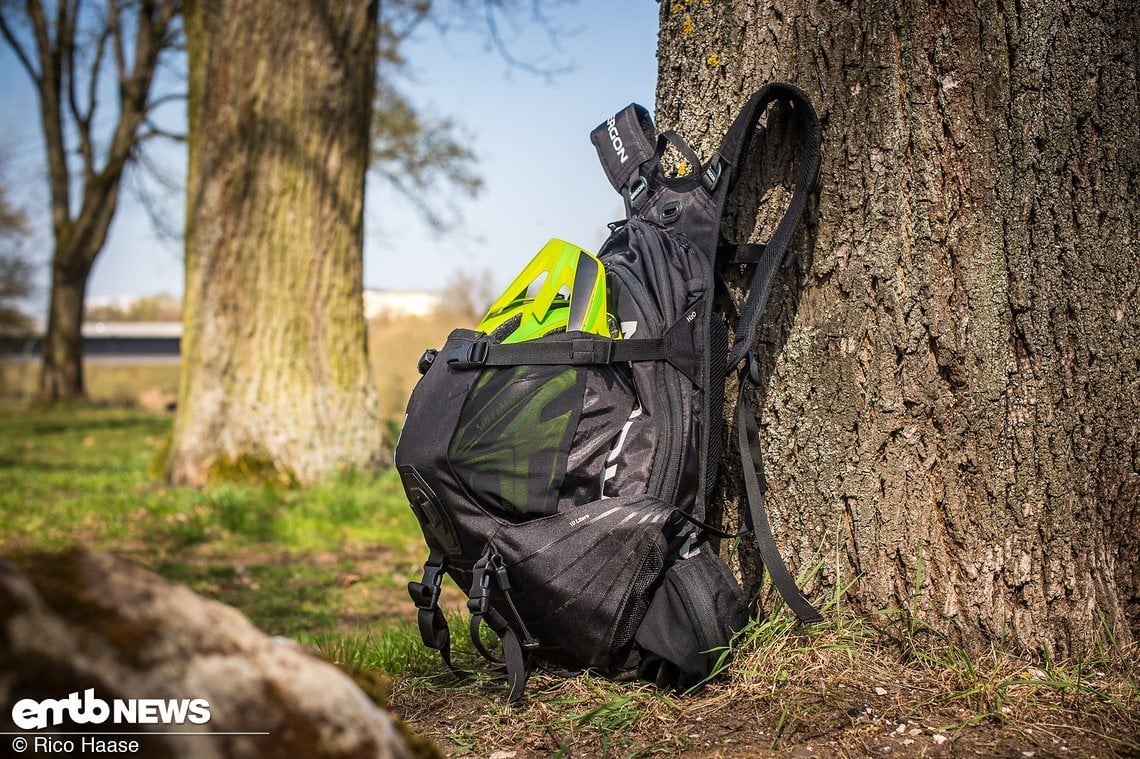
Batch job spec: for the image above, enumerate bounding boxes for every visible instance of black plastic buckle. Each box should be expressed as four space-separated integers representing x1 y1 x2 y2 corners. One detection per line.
745 351 763 386
703 158 724 192
446 340 489 370
660 200 682 225
467 564 492 615
488 553 511 591
409 559 445 610
627 176 648 203
626 175 649 215
417 348 438 375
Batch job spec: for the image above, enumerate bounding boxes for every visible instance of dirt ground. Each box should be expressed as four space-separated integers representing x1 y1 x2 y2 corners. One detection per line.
391 654 1136 758
136 544 1139 758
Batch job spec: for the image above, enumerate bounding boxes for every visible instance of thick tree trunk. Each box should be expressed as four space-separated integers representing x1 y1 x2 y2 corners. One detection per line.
169 0 384 485
656 0 1138 657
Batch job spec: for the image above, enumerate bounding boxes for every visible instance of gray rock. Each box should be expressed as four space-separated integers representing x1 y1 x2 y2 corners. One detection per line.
0 550 415 758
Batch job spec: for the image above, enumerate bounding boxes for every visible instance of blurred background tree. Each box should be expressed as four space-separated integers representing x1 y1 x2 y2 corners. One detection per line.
0 0 182 400
0 175 34 331
167 0 569 485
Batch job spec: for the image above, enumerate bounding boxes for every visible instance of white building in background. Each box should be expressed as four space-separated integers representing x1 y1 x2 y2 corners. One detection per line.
363 290 441 320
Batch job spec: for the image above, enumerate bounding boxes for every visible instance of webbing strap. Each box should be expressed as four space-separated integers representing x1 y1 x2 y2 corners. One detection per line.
409 553 469 677
735 384 823 624
499 624 530 703
710 83 822 370
467 551 536 703
469 614 502 664
467 610 529 702
446 336 667 369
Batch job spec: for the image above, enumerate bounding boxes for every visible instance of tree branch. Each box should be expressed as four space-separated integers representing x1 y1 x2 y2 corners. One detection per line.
24 0 73 234
0 9 41 82
108 0 126 88
138 119 187 143
146 90 187 110
481 0 573 81
66 0 98 186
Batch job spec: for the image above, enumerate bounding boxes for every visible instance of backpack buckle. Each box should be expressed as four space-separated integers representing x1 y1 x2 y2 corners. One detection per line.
409 556 446 610
703 158 724 192
626 176 649 213
744 350 763 386
467 562 492 615
417 348 438 375
446 340 489 370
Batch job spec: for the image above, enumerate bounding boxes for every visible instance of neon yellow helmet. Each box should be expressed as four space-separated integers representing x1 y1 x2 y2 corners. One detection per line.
478 239 611 344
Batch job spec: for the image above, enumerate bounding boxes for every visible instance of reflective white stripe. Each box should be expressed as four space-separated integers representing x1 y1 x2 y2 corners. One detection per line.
590 506 621 523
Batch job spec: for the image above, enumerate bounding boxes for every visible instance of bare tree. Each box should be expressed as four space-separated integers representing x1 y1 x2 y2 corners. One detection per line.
0 0 182 400
655 0 1138 656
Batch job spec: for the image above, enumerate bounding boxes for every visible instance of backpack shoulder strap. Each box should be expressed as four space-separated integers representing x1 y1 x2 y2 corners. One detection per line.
707 83 822 371
713 84 824 625
590 103 658 215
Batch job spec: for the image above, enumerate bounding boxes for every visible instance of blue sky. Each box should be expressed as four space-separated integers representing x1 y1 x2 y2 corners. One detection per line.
0 2 661 317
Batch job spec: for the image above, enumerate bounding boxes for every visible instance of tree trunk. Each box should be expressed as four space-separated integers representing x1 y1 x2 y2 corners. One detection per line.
39 258 91 400
656 0 1138 657
169 0 384 485
39 175 127 401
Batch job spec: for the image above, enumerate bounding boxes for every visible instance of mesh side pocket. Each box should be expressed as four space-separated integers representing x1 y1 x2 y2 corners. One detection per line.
611 544 664 652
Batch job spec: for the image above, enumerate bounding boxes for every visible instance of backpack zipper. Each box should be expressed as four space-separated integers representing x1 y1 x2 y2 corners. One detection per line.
609 261 677 499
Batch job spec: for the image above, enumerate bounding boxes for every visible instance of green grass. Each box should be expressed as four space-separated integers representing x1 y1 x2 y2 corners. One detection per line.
0 400 425 642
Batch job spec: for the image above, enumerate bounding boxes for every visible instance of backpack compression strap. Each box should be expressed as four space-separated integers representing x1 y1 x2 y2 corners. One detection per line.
737 358 824 624
408 552 469 677
706 83 823 372
590 103 658 215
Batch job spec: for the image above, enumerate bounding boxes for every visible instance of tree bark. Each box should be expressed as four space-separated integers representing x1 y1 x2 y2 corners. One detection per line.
40 258 92 400
656 0 1138 657
168 0 384 485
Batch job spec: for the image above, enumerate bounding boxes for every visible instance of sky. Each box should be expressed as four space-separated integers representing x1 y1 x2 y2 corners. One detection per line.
0 2 661 320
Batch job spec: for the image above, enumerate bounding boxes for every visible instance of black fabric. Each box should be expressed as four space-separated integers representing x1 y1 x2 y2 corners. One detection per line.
490 494 675 670
634 549 746 690
590 103 657 198
449 363 585 519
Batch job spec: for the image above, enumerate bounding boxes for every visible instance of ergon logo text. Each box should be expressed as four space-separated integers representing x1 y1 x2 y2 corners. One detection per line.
11 688 211 730
606 116 629 164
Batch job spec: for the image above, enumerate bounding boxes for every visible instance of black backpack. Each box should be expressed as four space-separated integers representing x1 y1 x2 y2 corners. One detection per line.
395 83 823 701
